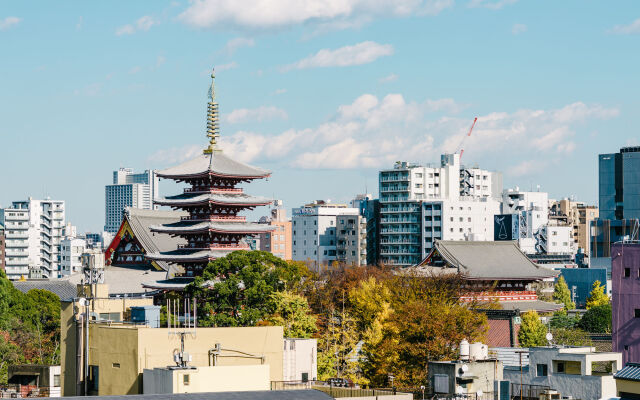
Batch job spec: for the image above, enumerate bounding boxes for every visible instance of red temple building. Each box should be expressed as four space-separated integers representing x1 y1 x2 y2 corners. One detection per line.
145 69 274 277
416 240 561 347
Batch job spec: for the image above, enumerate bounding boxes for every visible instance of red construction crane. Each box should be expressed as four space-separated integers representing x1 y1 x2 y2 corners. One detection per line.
457 117 477 159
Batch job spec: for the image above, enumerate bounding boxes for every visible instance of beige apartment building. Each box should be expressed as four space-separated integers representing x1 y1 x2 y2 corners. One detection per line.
258 203 292 260
60 283 285 397
550 199 599 255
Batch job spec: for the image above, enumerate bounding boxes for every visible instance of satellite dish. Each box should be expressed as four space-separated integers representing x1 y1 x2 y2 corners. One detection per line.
461 364 469 373
546 332 553 343
476 390 484 397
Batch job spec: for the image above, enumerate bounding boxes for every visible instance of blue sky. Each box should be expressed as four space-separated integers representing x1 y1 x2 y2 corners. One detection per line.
1 0 639 232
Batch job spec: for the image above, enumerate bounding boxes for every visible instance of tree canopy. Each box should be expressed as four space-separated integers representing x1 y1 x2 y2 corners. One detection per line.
578 303 612 333
586 280 609 309
553 276 575 311
518 311 547 347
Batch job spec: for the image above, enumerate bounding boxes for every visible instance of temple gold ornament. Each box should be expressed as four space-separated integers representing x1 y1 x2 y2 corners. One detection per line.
204 68 220 154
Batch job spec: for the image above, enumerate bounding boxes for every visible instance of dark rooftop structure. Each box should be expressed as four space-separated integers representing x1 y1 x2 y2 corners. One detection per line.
40 390 332 400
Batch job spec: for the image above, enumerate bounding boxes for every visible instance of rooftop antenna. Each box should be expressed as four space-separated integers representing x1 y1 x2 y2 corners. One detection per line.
167 297 197 369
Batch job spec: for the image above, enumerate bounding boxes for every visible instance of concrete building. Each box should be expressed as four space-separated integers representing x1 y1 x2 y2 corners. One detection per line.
351 194 380 265
502 347 621 400
379 154 502 266
7 365 61 397
614 362 640 398
558 267 607 309
258 201 292 260
143 365 270 394
0 198 65 280
549 199 599 255
0 222 5 273
291 201 360 269
104 168 159 233
335 214 367 266
59 237 87 277
612 242 640 365
283 338 317 382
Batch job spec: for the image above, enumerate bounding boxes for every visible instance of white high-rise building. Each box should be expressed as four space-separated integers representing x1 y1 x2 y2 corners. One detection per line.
0 198 66 280
379 153 503 266
60 237 86 276
291 201 361 269
105 168 159 233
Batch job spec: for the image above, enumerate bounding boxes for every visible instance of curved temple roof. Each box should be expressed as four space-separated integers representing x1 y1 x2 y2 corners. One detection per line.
156 151 270 180
155 192 272 207
417 240 559 281
150 220 275 234
145 248 234 263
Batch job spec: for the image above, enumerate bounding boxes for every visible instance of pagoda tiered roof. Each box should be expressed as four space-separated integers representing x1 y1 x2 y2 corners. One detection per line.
150 220 275 235
155 191 272 207
156 151 270 180
145 248 237 263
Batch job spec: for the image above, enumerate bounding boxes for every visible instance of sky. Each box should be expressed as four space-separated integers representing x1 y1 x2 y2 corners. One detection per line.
1 0 639 232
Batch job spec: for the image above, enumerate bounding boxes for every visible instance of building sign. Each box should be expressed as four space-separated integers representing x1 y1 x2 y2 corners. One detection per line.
494 214 519 241
292 208 316 216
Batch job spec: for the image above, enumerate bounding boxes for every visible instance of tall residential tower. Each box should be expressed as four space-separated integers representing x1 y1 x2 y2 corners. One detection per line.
105 168 159 233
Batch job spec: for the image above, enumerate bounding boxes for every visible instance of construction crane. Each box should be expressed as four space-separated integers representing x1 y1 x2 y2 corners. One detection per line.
456 117 477 159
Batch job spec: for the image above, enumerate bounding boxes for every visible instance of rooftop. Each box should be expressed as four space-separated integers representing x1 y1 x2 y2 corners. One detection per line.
156 151 270 180
40 390 331 400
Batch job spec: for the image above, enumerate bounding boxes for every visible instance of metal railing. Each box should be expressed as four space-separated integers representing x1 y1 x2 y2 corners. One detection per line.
510 383 550 400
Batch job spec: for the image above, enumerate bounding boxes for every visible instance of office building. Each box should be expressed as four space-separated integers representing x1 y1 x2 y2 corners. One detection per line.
379 154 502 266
592 147 640 273
59 237 87 277
0 198 65 280
550 199 599 255
351 194 380 265
104 168 159 233
282 338 318 382
291 201 361 269
257 201 292 260
335 214 367 266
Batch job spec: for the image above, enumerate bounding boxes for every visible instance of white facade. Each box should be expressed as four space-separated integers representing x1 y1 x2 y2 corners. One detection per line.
60 237 87 277
545 225 574 254
291 203 360 269
380 153 503 266
283 338 317 382
105 168 159 233
0 198 65 280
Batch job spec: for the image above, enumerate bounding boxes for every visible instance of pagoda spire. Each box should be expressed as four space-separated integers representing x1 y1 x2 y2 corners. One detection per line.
204 68 220 154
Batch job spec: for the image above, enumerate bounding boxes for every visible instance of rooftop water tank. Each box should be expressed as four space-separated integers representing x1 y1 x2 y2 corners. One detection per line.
460 339 470 361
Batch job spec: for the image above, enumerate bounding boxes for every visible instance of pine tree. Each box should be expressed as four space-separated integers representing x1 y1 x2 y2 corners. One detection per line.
518 311 547 347
586 280 609 309
553 276 575 311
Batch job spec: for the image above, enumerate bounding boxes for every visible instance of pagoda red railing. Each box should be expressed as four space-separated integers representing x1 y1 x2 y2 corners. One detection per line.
181 215 247 222
184 187 243 193
177 244 250 250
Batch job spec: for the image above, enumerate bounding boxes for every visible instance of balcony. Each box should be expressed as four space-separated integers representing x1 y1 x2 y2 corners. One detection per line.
180 215 247 222
380 185 409 193
184 187 243 194
380 219 418 224
380 208 420 213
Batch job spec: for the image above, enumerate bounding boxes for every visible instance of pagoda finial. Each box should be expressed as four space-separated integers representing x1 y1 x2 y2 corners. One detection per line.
204 68 220 154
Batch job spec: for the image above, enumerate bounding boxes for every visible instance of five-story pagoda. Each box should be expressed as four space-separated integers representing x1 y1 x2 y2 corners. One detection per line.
146 69 274 277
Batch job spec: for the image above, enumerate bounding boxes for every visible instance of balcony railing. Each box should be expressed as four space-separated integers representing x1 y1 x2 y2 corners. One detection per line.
184 187 243 193
180 215 247 222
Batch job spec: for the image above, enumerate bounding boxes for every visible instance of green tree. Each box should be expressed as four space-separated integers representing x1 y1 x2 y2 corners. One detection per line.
549 311 579 330
266 291 317 338
578 303 612 333
553 276 575 311
550 328 592 347
348 277 392 345
586 280 609 309
518 311 547 347
188 251 306 327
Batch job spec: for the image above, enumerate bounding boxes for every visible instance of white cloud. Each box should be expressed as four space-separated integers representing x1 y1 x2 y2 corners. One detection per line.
223 37 255 54
116 15 157 36
216 61 238 71
468 0 517 10
225 106 288 124
274 88 287 95
156 55 166 67
147 144 203 165
150 94 618 171
0 16 21 31
609 18 640 34
178 0 453 31
509 160 536 177
282 41 393 71
129 66 142 74
76 16 84 31
379 73 398 83
512 23 526 34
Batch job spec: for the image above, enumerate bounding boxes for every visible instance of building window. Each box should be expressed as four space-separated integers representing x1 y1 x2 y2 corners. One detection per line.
536 364 548 377
635 309 640 318
183 374 190 386
625 268 631 278
53 374 61 387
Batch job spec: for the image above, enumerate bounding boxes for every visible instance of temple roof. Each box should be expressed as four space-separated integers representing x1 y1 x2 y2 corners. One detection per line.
105 207 188 276
150 220 275 234
145 248 234 263
155 192 272 207
415 240 558 281
156 151 270 179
